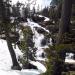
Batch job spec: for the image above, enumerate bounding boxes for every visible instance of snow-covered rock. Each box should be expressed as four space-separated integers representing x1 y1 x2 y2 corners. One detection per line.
39 15 50 22
44 17 50 22
65 53 75 64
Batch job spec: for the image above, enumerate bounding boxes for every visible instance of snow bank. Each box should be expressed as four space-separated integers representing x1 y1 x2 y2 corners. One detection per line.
13 45 23 58
21 69 40 75
0 40 12 70
39 15 44 18
0 69 40 75
65 59 75 64
0 39 23 70
30 61 47 73
44 17 50 21
38 15 50 21
0 39 43 75
65 53 75 64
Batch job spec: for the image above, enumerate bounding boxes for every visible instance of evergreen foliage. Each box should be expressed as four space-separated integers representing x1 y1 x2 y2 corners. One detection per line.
18 26 35 66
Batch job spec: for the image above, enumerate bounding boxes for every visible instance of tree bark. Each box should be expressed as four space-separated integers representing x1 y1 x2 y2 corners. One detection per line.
0 0 21 70
57 0 72 44
5 31 21 70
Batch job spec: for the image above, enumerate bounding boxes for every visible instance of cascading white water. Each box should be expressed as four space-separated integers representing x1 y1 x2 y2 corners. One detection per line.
27 19 53 61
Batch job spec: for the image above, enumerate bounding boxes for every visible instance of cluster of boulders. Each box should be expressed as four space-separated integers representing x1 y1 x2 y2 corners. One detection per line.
32 15 45 22
31 15 59 34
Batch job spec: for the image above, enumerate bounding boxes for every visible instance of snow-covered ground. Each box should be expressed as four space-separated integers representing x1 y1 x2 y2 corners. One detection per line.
0 39 46 75
0 69 40 75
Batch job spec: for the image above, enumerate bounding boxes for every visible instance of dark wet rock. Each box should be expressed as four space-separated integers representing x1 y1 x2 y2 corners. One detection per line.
23 63 38 69
11 65 22 70
38 20 55 28
62 33 75 44
53 60 64 75
63 64 75 71
46 25 58 33
27 38 34 48
16 41 20 45
28 50 35 61
35 27 45 33
16 17 27 22
32 15 45 22
43 21 55 25
0 32 19 43
41 38 47 46
41 53 45 58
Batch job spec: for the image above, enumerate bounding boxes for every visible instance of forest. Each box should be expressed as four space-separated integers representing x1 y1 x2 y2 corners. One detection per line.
0 0 75 75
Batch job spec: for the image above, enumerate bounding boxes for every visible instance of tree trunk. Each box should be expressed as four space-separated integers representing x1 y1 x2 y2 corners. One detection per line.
72 0 75 4
0 0 21 70
5 31 21 70
57 0 72 44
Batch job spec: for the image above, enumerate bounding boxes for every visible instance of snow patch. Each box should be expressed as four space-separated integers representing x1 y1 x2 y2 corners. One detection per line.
0 39 45 75
65 53 75 64
30 61 47 73
44 17 50 21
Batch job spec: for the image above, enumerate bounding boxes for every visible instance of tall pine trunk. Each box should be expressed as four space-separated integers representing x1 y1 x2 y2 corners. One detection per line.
5 30 21 70
0 0 21 70
57 0 72 44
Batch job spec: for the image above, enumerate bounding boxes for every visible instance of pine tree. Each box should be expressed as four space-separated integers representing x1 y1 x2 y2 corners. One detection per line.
0 0 21 70
58 0 72 44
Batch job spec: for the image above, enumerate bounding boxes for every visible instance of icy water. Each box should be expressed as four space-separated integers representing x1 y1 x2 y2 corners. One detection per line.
27 19 52 61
